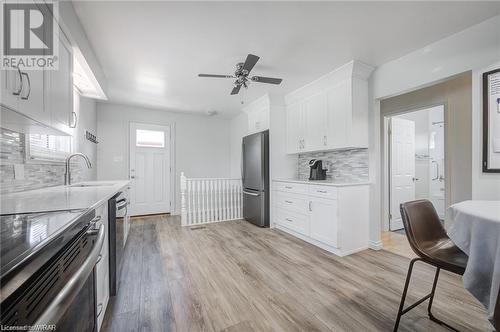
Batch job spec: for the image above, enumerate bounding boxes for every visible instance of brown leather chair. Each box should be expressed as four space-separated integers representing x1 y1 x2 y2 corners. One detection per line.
394 199 468 332
494 287 500 331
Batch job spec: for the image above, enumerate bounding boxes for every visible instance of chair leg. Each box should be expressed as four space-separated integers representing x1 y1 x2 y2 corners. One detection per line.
427 267 460 332
393 258 421 332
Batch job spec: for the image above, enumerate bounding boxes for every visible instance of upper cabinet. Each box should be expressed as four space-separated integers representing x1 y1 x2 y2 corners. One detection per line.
45 31 74 135
285 61 373 154
0 2 74 135
244 94 270 134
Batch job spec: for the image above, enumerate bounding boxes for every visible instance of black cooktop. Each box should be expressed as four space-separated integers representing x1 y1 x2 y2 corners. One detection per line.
0 210 85 279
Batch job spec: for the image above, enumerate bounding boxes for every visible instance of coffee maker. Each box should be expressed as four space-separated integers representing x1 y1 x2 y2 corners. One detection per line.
309 159 327 180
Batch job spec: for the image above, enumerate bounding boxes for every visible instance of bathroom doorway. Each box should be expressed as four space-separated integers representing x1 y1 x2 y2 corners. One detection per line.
385 104 446 229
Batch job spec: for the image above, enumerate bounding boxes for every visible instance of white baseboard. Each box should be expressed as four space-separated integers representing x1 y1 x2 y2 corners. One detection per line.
369 240 383 250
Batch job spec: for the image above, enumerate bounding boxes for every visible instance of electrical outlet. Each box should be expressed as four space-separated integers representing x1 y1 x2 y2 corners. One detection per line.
14 164 25 180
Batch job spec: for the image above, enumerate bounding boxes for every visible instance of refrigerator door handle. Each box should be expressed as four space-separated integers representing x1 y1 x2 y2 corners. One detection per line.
243 190 260 197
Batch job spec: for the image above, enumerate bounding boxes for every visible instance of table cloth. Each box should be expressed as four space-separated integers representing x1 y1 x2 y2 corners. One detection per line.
448 200 500 321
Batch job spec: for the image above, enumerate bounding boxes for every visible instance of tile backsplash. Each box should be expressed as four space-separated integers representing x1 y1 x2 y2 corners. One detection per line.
0 128 83 194
298 148 369 182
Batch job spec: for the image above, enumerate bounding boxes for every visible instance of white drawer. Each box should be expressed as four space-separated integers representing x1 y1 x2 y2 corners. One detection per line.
308 185 338 199
275 208 309 235
274 192 309 214
274 181 308 194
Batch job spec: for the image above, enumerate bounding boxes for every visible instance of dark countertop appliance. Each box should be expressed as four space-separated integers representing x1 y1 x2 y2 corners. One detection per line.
108 192 127 296
0 209 104 331
309 159 327 180
242 130 269 227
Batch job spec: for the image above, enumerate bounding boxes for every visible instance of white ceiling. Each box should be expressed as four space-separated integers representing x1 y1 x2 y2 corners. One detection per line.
73 1 500 118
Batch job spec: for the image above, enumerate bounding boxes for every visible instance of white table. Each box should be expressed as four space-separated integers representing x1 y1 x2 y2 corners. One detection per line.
448 200 500 321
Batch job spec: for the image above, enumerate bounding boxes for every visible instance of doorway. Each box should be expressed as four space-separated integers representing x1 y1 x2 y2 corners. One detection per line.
383 105 446 253
129 122 172 216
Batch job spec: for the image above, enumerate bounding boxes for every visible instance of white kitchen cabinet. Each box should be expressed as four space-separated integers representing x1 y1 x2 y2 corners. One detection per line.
286 102 305 153
309 197 339 248
325 80 350 149
1 68 21 112
0 66 47 126
245 95 270 134
95 202 110 332
304 92 328 151
0 2 74 135
285 60 373 154
272 180 369 256
46 31 74 135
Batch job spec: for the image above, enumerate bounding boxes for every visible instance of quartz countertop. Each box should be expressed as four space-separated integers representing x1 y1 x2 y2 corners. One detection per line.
0 180 130 215
273 178 371 187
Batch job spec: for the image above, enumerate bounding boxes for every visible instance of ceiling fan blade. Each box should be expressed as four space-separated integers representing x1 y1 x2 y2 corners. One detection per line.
230 85 241 95
198 74 234 78
241 54 260 73
251 76 282 85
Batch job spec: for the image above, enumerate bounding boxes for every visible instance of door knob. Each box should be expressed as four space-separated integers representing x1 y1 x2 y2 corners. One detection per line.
412 177 419 182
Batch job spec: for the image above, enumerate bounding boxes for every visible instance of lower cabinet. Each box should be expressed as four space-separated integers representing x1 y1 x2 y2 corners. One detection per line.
272 181 369 256
95 202 109 332
309 197 338 248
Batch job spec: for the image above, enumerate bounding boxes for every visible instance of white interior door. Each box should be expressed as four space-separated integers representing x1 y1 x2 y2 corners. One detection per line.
390 118 415 231
129 123 171 216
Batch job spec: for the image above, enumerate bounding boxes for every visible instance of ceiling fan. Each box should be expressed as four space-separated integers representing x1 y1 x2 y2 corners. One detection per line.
198 54 283 95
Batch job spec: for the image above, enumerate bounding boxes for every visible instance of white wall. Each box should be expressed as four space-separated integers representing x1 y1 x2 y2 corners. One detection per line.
368 15 500 249
472 61 500 200
97 103 232 214
73 93 98 180
229 112 248 178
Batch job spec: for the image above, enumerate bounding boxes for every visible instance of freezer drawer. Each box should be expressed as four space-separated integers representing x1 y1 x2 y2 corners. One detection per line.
242 189 269 227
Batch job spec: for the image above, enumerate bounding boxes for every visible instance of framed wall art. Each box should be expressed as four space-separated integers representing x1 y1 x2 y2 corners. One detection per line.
483 68 500 173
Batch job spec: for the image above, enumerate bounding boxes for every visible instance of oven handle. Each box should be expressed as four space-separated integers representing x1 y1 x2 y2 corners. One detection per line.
34 223 105 326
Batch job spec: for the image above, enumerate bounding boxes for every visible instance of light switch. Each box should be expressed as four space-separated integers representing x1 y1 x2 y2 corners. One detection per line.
14 164 24 180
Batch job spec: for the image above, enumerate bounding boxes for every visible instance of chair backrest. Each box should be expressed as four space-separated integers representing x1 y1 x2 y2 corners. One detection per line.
400 199 448 258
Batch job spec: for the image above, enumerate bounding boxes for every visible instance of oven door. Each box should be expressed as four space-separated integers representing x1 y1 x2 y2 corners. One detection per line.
35 222 105 331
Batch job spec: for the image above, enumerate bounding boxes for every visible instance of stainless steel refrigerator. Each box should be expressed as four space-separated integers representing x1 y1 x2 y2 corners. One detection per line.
242 130 269 227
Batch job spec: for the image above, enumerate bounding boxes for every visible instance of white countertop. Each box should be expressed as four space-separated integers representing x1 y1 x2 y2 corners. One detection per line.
0 180 130 215
273 179 371 187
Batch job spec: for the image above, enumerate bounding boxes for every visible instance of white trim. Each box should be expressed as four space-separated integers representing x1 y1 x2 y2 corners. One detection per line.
380 103 449 234
369 240 383 251
275 224 368 257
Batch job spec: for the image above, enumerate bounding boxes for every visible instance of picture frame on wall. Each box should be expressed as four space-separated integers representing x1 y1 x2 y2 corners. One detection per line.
482 68 500 173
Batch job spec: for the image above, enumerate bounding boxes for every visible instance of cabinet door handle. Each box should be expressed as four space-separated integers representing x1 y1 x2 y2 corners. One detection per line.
323 135 327 146
70 111 77 128
309 201 312 211
317 190 327 193
21 72 30 100
285 200 293 204
285 218 293 222
13 67 23 96
285 186 292 189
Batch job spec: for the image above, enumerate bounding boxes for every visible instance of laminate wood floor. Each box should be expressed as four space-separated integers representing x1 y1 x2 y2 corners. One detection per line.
102 215 490 332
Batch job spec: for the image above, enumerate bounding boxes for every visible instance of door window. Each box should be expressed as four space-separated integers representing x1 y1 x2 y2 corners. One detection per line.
135 129 165 148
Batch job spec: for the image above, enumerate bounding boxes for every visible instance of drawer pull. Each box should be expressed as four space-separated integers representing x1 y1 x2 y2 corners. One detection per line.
285 200 293 204
285 186 293 189
285 218 293 222
317 190 327 193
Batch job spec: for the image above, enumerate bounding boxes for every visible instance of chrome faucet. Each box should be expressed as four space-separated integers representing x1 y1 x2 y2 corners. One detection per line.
65 153 92 185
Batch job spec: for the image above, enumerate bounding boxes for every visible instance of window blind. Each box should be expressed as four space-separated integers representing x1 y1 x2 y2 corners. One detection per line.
28 134 71 161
